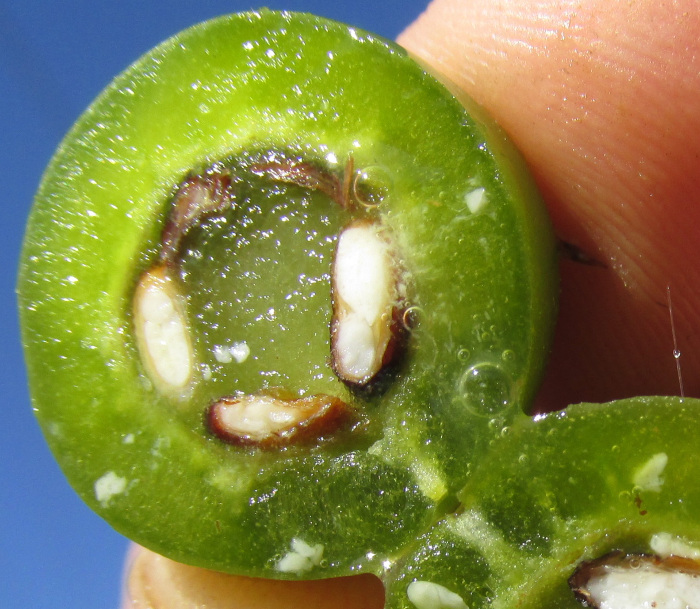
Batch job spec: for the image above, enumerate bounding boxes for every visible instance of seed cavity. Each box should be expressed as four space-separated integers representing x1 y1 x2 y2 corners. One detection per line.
331 219 405 386
134 155 409 449
207 389 352 448
569 550 700 609
133 265 194 394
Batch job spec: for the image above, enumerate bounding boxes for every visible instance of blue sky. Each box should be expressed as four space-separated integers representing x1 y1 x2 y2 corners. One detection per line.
2 1 427 607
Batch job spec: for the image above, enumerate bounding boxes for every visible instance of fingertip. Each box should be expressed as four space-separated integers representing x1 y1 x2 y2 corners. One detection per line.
121 545 385 609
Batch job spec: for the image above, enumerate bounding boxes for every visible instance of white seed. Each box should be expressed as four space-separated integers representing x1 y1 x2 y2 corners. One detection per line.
208 392 349 447
331 220 402 385
651 533 700 560
570 552 700 609
133 265 193 394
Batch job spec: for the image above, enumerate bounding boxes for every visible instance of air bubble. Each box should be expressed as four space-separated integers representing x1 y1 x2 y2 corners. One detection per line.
501 349 515 363
402 305 422 330
618 490 632 502
353 165 392 207
457 362 512 417
457 348 471 362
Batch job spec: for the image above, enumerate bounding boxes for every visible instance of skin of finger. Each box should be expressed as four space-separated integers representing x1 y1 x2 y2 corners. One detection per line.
399 0 700 410
122 545 385 609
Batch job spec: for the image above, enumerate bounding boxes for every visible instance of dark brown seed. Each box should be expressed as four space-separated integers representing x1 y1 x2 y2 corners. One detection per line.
160 172 236 264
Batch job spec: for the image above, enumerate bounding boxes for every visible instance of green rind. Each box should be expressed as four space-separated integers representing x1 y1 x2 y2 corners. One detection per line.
18 10 557 576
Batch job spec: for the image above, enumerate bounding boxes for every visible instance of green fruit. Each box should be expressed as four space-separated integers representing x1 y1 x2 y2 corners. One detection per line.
18 9 557 580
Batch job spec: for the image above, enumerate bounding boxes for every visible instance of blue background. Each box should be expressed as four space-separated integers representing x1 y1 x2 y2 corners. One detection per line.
2 1 427 607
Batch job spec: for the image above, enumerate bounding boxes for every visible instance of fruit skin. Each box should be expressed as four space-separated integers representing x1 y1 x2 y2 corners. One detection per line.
17 10 557 577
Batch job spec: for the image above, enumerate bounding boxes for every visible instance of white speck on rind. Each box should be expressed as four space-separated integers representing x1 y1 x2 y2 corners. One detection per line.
275 552 309 574
651 533 700 560
94 471 127 507
275 538 324 574
291 538 323 561
122 433 135 444
201 363 213 380
407 580 469 609
465 187 487 214
633 452 668 492
213 345 233 363
229 341 250 363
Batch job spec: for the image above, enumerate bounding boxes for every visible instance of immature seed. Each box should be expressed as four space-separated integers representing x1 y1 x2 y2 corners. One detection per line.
331 220 404 386
159 172 235 265
569 550 700 609
133 265 193 394
207 390 351 448
250 155 354 209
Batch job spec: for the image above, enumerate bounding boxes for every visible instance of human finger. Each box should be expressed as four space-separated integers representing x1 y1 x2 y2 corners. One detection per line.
121 544 385 609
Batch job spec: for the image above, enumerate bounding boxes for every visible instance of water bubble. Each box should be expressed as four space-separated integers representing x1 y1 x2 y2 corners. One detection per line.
353 165 392 208
457 362 512 417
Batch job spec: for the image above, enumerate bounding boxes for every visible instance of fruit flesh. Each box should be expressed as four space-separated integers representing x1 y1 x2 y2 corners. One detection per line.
384 397 700 609
18 10 557 580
